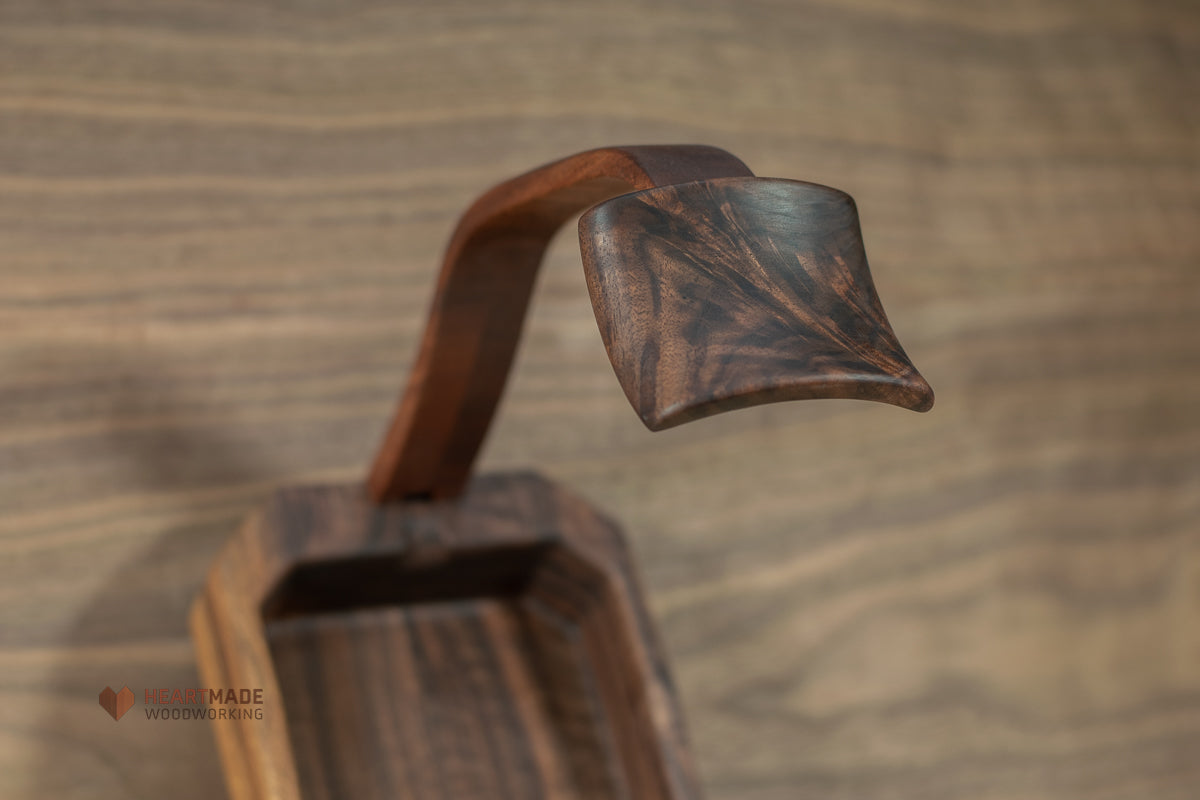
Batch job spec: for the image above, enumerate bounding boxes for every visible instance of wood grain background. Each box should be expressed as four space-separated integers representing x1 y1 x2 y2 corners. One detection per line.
1 1 1198 798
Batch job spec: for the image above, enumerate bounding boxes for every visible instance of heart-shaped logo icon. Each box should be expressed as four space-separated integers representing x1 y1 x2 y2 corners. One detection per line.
99 686 135 721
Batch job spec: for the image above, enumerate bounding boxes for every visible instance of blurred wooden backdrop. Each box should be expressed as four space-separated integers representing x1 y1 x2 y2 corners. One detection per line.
1 1 1198 798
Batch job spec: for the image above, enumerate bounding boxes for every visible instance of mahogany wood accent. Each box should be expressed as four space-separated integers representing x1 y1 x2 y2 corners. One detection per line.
367 145 754 502
189 473 700 800
581 178 933 429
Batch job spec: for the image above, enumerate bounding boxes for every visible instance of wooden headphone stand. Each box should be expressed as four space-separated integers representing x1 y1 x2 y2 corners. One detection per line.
190 145 933 800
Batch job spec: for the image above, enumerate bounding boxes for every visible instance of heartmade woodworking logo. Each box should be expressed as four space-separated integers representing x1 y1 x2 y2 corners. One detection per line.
99 685 265 721
98 686 135 721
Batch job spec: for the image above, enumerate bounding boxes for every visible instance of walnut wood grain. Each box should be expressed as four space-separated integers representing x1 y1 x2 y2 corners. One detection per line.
366 145 754 503
190 473 699 800
4 3 1200 800
368 148 931 501
198 150 933 800
581 178 933 429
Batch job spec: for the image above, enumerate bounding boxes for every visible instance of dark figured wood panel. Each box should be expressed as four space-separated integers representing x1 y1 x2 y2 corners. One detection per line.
1 2 1199 800
192 473 700 800
582 177 932 429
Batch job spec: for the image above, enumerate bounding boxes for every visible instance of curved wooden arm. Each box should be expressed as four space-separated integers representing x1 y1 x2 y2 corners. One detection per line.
369 145 935 503
368 145 755 502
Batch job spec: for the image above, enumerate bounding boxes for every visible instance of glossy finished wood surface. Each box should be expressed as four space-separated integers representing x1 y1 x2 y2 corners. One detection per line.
206 146 931 799
2 3 1199 800
192 473 699 800
582 177 932 429
367 145 753 502
368 147 929 501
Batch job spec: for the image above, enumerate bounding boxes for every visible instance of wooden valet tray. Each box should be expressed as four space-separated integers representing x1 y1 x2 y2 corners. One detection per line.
190 472 699 800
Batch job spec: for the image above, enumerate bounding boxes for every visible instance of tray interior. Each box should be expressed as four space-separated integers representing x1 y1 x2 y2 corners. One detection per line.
264 543 651 800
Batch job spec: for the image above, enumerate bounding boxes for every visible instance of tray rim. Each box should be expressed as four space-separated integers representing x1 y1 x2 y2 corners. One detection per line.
189 471 700 800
